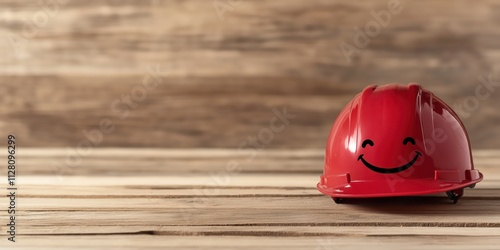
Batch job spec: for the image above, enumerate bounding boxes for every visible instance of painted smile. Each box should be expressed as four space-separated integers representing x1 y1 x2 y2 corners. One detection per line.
358 151 422 174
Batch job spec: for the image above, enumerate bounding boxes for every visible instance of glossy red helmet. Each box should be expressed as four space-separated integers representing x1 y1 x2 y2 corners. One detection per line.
317 84 483 203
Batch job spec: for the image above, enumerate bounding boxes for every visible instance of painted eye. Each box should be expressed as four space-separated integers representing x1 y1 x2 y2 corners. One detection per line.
403 137 416 145
362 139 374 148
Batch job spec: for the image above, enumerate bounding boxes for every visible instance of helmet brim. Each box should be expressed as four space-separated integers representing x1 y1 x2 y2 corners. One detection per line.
317 173 483 198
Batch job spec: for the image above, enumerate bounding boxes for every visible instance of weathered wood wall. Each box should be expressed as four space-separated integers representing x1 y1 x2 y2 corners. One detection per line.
1 0 499 148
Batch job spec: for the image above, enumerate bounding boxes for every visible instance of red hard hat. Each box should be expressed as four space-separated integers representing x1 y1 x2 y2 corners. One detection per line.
317 84 483 203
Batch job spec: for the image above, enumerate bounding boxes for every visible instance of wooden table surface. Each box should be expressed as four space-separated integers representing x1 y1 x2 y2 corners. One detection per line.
1 148 499 249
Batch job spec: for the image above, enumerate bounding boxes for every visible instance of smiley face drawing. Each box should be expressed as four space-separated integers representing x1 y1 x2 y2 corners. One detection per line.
357 137 422 174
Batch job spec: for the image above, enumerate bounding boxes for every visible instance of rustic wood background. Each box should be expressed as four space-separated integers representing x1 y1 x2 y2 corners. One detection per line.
1 0 500 149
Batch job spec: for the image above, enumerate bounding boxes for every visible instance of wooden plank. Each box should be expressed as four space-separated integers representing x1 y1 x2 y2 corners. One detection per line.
8 190 500 211
8 186 321 198
1 148 498 174
7 196 500 227
1 148 326 174
1 235 500 250
7 172 500 189
10 186 500 199
7 225 500 237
